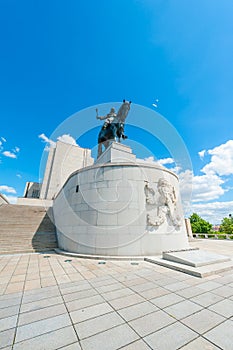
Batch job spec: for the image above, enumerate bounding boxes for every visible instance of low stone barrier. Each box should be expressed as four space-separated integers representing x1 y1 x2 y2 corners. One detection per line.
193 233 233 240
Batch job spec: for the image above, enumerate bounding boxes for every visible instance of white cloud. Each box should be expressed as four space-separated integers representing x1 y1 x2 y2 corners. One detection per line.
139 156 175 167
201 140 233 176
157 157 175 166
179 140 233 207
189 201 233 224
2 151 17 159
57 134 78 146
191 173 225 202
179 169 226 203
141 156 156 164
178 169 193 202
0 138 19 161
0 185 17 194
38 133 56 151
16 174 22 179
198 149 206 160
39 133 78 151
138 156 180 174
170 165 182 174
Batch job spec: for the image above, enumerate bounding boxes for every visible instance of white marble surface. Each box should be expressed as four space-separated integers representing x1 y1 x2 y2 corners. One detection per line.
163 250 230 267
53 144 189 256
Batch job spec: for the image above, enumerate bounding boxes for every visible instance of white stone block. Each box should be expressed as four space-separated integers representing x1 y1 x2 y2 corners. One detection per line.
97 212 118 226
104 167 122 181
79 210 98 226
54 143 189 256
117 208 139 226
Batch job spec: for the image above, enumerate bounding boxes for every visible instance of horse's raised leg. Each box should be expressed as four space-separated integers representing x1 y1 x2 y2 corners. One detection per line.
98 143 102 158
104 140 110 151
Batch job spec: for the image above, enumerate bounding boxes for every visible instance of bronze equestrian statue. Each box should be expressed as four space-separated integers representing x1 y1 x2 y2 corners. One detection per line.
96 100 131 158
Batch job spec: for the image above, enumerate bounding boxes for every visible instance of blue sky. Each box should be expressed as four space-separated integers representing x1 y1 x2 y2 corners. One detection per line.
0 0 233 224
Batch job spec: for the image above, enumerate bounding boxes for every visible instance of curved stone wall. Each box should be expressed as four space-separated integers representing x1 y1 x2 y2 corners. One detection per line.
53 162 189 256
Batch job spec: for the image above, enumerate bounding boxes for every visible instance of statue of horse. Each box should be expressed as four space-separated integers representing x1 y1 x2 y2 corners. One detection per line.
97 100 131 158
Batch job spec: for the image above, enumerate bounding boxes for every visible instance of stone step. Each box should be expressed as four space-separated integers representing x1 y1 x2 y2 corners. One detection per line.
0 238 56 242
0 249 55 255
0 204 57 254
0 228 55 233
145 256 233 278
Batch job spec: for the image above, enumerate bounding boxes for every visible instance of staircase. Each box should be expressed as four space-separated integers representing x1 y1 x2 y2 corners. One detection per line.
0 204 57 254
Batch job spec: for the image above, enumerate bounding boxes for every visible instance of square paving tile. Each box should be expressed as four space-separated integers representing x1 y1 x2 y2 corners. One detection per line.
70 302 114 323
122 277 148 287
197 281 222 291
0 328 15 348
149 277 178 286
102 287 133 301
22 288 60 304
80 323 139 350
15 313 71 343
63 288 98 303
164 281 190 292
0 292 23 301
0 296 21 309
18 303 67 326
213 275 233 285
74 311 124 339
59 343 82 350
192 292 224 307
13 326 78 350
164 300 203 320
144 321 198 350
59 282 91 295
107 294 144 310
208 299 233 318
138 286 169 299
95 282 123 293
89 277 117 288
118 301 158 322
211 285 233 298
0 315 18 332
66 294 104 312
181 309 225 334
204 319 233 350
130 281 157 293
20 295 63 313
176 286 204 298
0 305 20 319
150 293 185 308
120 339 151 349
5 282 24 294
129 310 175 337
179 336 220 349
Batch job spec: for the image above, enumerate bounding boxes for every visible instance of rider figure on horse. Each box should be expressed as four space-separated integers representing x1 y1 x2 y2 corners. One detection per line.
96 107 118 129
96 100 131 158
96 106 128 140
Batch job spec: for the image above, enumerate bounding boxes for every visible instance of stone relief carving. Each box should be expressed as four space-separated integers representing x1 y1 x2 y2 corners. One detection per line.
145 178 181 229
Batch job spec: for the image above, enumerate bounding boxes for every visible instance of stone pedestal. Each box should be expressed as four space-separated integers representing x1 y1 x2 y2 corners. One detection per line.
53 143 189 256
95 142 136 164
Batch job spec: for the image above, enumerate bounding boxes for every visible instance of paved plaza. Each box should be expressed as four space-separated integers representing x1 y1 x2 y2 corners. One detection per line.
1 240 233 350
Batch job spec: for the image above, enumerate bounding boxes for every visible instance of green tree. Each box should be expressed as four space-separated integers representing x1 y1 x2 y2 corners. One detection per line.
219 216 233 234
189 213 212 233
